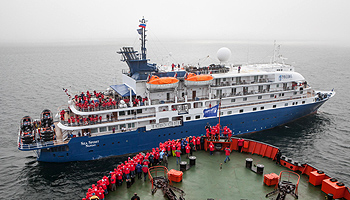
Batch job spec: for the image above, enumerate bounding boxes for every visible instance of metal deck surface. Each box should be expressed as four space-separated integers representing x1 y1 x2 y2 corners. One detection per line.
106 150 327 200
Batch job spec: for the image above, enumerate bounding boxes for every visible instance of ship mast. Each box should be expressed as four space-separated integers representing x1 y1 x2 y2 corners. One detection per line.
118 17 157 80
139 17 147 60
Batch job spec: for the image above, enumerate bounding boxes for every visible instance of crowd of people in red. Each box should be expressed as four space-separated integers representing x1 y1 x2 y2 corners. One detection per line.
73 91 117 111
60 109 106 127
205 123 232 142
82 135 206 200
73 90 148 112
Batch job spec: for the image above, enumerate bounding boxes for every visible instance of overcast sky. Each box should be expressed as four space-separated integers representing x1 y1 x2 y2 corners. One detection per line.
1 0 349 45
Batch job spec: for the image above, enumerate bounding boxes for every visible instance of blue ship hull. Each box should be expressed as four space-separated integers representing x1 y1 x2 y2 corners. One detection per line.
37 100 325 162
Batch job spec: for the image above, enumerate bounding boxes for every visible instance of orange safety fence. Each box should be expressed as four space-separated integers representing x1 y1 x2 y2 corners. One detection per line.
148 166 169 189
276 170 300 197
205 138 279 161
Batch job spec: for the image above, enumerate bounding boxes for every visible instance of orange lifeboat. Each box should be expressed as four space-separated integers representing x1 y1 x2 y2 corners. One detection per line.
184 73 213 86
146 75 179 90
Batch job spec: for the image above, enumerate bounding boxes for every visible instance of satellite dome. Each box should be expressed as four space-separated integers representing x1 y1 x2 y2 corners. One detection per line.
217 47 231 62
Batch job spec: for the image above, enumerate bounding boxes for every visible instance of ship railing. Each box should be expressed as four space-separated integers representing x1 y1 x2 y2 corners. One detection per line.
90 127 139 137
19 140 57 150
186 96 209 102
71 98 149 113
211 79 271 87
221 96 304 110
59 114 156 127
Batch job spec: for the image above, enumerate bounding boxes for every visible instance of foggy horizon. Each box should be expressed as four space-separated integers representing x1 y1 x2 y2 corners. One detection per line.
1 0 350 46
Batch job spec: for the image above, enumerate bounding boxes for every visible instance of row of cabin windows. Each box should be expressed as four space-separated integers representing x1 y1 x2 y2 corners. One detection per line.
231 93 287 102
119 109 142 116
90 123 135 133
185 115 201 121
222 75 265 83
223 100 306 115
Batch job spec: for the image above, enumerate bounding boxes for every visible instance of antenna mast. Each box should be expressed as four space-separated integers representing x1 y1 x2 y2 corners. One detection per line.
139 17 148 60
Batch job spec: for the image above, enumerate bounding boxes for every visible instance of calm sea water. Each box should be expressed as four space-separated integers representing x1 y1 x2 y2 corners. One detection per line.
0 40 349 199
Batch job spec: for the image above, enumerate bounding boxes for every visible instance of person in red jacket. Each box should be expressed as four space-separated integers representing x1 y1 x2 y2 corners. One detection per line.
130 161 136 177
196 136 201 150
227 129 232 142
224 147 231 163
175 149 182 165
210 128 216 141
238 138 244 152
209 142 215 155
116 170 123 186
171 142 176 157
142 164 149 181
185 143 191 158
166 141 171 156
154 150 160 165
110 174 116 191
125 164 131 179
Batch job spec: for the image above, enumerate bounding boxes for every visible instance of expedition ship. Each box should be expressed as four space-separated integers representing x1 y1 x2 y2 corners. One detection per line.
18 17 335 162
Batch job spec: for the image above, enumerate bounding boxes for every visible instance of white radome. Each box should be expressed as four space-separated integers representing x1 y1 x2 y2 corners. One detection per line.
217 47 231 62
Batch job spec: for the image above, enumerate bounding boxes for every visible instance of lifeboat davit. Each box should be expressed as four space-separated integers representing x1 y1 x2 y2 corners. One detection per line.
146 75 179 90
184 73 213 86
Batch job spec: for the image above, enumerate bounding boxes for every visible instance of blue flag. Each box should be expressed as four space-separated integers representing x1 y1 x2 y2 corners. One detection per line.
203 104 219 117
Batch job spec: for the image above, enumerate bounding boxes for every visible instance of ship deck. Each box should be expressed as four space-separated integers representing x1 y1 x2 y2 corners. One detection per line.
105 149 328 200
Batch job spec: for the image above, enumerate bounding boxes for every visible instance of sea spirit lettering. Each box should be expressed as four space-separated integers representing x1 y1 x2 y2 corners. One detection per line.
81 140 100 148
279 74 293 81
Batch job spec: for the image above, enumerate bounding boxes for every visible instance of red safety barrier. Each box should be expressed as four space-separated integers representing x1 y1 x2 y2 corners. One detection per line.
231 139 238 151
343 188 350 200
271 148 279 160
253 142 262 155
247 141 255 153
280 159 300 172
259 144 268 157
309 170 327 186
301 164 318 176
241 140 250 153
321 178 346 199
